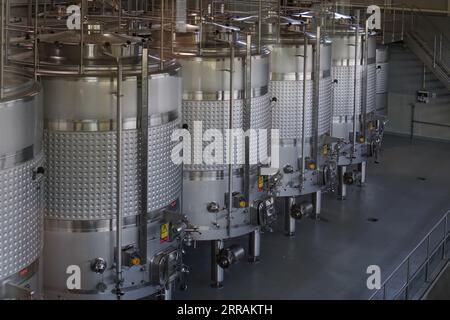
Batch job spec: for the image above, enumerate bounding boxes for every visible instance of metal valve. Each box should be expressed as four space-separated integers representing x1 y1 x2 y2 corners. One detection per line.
91 258 107 274
216 245 245 269
344 172 355 185
207 202 220 213
290 202 314 220
283 165 294 174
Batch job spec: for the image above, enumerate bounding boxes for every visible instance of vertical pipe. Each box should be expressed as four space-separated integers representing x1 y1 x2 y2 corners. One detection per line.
28 0 32 29
439 34 443 61
332 1 337 35
312 190 322 218
391 8 396 43
358 161 366 185
352 11 360 159
422 64 426 89
243 34 252 205
258 0 262 53
115 59 124 299
382 0 386 44
401 6 405 41
338 165 347 200
211 240 224 288
160 0 164 69
312 26 321 166
171 0 174 54
34 0 38 81
198 0 202 54
0 0 4 99
284 197 295 237
80 0 85 74
5 0 9 68
43 0 46 26
433 34 437 68
410 103 415 140
139 47 149 265
226 42 235 237
248 228 261 263
277 0 281 44
361 21 369 140
300 34 308 187
118 0 122 31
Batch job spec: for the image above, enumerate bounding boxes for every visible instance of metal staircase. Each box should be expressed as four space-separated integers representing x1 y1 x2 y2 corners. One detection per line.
337 2 450 92
403 13 450 91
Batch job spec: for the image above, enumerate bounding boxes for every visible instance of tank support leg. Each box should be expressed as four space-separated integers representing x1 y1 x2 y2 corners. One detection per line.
338 166 347 200
312 190 322 219
248 228 261 263
163 282 173 300
284 197 295 237
359 161 367 185
211 240 224 288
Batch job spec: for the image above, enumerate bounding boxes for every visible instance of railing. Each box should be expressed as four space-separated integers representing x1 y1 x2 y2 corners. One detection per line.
334 2 450 92
370 210 450 300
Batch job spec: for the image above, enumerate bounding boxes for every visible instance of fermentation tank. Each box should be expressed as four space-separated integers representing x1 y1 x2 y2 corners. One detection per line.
160 25 274 287
0 69 44 299
14 30 187 299
376 45 389 115
329 25 382 199
264 21 334 236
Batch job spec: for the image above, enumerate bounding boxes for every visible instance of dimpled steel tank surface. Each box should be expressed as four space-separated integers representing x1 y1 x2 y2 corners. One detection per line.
17 31 186 300
265 23 334 235
0 71 44 299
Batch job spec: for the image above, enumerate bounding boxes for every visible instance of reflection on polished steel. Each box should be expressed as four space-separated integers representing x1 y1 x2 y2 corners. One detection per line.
376 45 389 116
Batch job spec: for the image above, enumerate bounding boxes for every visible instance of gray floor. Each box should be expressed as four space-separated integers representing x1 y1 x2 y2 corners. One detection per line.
174 135 450 300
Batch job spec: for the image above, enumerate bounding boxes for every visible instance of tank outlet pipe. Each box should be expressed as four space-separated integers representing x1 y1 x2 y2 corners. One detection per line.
352 10 360 159
103 50 124 299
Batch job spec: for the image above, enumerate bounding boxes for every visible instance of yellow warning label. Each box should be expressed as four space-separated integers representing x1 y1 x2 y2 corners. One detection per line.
160 223 169 242
258 176 264 190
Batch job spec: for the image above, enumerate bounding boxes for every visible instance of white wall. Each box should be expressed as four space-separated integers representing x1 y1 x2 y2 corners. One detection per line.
386 43 450 141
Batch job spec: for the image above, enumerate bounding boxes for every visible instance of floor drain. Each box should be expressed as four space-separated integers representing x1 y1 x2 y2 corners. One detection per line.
417 177 427 181
367 217 379 222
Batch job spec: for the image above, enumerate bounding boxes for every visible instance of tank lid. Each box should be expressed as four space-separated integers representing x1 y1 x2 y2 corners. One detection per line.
37 31 144 64
0 69 37 102
152 22 269 58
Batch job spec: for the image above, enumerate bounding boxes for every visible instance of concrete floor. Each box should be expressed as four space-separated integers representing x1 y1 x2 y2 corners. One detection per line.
175 135 450 300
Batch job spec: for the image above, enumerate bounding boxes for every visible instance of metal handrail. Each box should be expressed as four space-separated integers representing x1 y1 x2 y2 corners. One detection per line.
369 210 450 300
